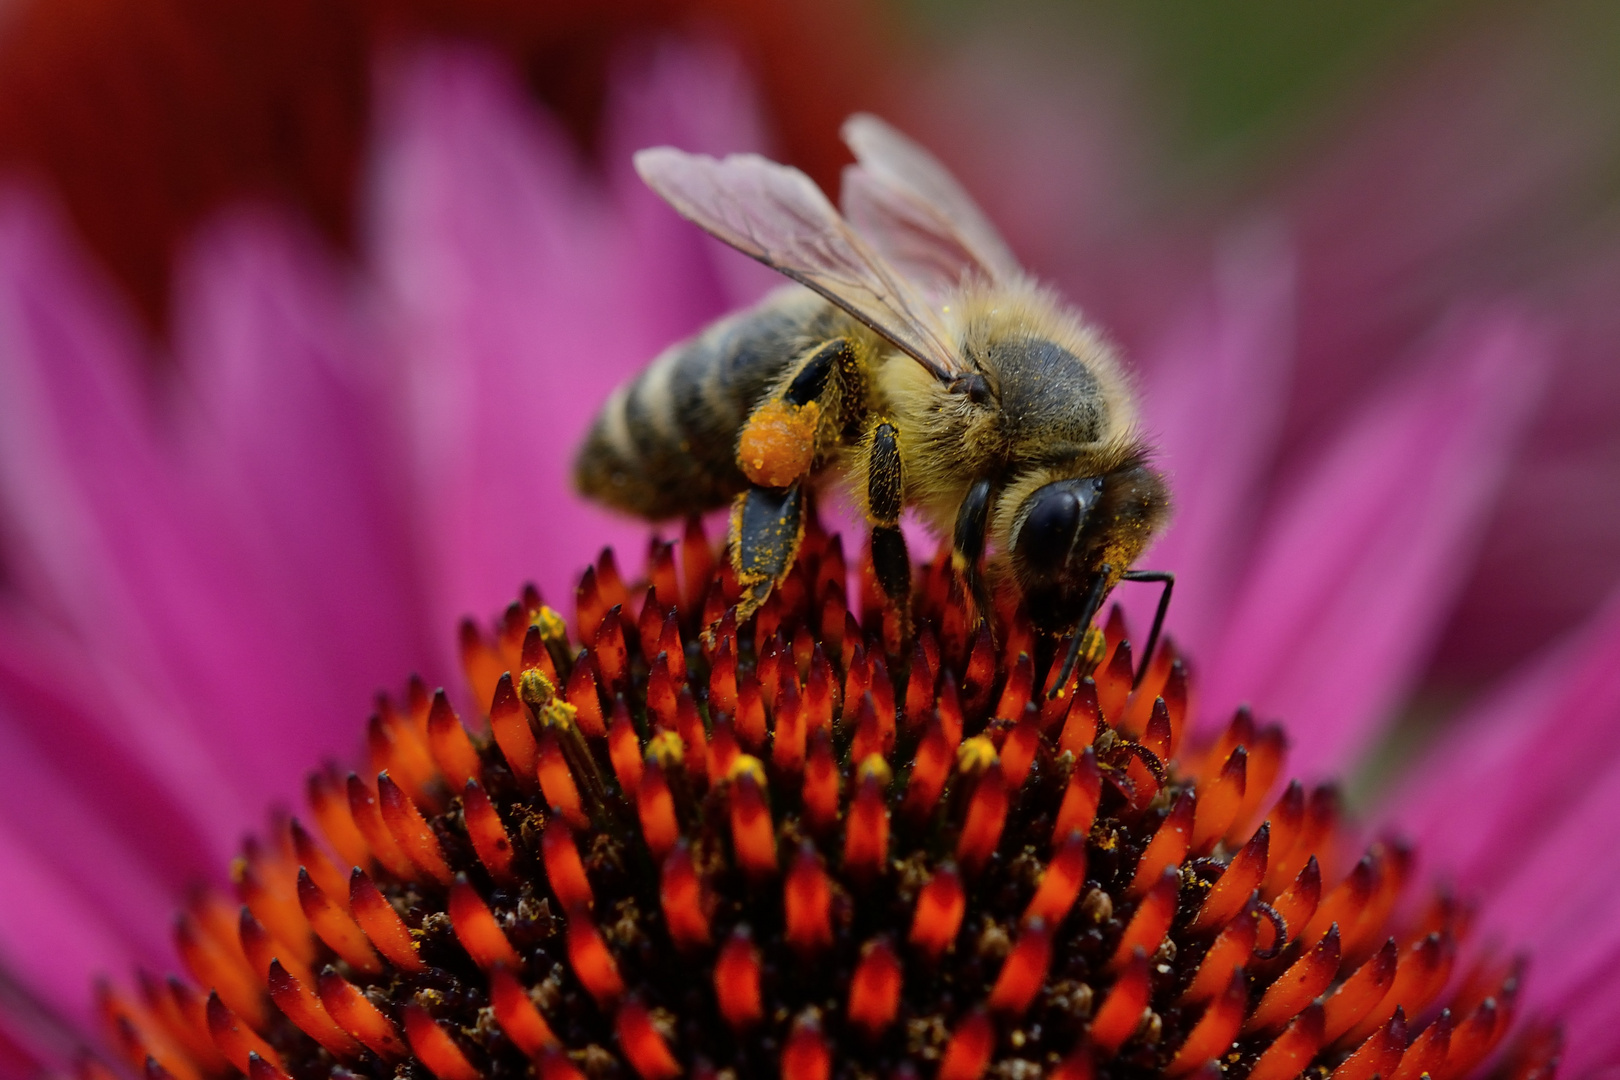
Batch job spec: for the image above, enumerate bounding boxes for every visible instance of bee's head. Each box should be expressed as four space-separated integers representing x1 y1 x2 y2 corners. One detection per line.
1006 460 1170 634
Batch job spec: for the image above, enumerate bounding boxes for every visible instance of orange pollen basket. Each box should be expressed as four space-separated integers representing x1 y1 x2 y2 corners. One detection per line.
94 513 1558 1080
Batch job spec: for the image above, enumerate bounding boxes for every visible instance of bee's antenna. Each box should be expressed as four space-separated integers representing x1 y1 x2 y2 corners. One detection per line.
1049 568 1111 699
1120 570 1175 689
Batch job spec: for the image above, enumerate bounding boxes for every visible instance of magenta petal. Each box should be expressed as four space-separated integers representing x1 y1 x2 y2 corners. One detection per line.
602 37 779 315
1388 584 1620 899
170 209 446 782
1200 309 1549 777
0 805 146 1035
370 46 737 629
0 188 255 855
1127 222 1295 659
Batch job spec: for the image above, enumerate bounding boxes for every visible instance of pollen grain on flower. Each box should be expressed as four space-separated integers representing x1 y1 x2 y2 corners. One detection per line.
93 515 1553 1080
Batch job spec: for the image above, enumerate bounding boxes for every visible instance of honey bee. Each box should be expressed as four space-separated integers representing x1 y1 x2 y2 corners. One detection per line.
574 115 1171 672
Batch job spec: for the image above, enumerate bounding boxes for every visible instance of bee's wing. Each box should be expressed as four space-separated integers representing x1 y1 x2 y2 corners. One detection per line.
839 113 1022 294
634 146 965 381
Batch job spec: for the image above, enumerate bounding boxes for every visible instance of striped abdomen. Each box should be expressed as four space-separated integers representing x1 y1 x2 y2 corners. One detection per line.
574 288 844 520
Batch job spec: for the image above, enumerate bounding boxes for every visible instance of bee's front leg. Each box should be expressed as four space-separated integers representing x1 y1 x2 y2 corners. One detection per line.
728 339 855 621
952 478 995 624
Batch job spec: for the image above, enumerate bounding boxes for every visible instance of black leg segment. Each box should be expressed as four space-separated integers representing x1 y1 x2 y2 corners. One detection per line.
1049 564 1112 699
867 421 904 525
1121 569 1174 688
785 338 852 407
871 524 911 607
953 478 994 621
730 483 805 618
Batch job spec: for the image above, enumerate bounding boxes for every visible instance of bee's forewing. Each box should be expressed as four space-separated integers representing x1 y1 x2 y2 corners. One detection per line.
634 146 964 380
839 113 1021 295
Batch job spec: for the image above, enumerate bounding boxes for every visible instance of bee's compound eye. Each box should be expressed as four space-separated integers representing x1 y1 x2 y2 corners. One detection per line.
1016 478 1102 574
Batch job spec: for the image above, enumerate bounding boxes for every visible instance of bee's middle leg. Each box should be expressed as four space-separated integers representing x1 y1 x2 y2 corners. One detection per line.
864 419 911 611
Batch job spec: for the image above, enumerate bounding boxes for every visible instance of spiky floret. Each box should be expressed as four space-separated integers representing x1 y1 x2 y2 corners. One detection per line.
97 514 1556 1080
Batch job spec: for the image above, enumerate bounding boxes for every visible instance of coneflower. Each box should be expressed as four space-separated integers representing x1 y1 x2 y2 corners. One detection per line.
94 515 1554 1080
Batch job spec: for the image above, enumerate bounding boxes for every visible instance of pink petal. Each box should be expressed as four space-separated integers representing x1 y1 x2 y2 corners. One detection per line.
369 44 762 633
1125 221 1295 658
1389 583 1620 899
169 208 447 783
601 37 780 314
1200 309 1548 777
0 187 253 855
0 807 144 1037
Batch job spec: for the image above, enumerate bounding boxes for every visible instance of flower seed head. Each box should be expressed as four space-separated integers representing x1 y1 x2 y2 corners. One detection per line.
98 514 1556 1080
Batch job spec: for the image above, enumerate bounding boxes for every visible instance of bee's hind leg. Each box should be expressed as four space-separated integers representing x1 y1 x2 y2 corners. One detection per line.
736 338 853 490
725 337 856 625
729 483 805 623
